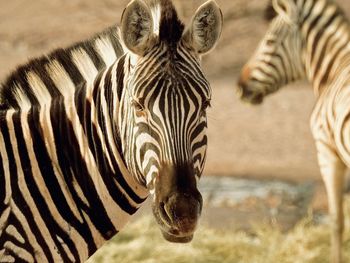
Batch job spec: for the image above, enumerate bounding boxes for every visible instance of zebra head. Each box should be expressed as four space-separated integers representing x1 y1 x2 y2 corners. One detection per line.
118 0 222 243
237 0 305 105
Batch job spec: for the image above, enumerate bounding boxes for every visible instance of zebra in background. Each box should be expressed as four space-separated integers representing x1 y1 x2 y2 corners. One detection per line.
237 0 350 262
0 0 223 262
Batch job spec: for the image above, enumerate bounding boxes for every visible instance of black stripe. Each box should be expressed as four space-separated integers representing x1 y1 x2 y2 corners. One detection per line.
319 40 347 88
300 0 316 26
116 55 126 102
81 42 106 70
108 33 124 58
313 12 339 67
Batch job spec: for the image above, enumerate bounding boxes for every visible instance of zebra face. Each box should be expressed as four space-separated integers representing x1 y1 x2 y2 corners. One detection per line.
119 0 222 243
123 59 210 242
237 0 304 105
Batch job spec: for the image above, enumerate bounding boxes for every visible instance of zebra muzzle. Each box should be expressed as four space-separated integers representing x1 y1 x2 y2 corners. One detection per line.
155 192 202 243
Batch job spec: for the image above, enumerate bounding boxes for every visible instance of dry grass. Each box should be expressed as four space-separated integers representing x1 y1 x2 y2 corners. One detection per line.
88 199 350 263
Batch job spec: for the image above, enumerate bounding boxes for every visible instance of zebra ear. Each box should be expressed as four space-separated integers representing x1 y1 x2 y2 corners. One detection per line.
184 0 223 55
272 0 298 23
121 0 154 56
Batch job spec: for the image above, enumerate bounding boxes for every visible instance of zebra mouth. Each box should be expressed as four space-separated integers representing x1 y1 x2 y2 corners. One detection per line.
237 83 265 105
161 230 194 243
152 199 200 243
241 92 264 105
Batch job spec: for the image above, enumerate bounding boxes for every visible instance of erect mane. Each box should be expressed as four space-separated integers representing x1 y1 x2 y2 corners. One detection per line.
0 26 124 110
157 0 185 46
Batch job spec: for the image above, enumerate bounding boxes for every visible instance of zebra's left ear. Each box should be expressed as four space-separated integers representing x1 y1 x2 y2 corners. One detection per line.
183 0 223 55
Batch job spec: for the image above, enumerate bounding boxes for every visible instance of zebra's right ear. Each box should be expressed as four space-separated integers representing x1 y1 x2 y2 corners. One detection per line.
121 0 154 56
183 0 223 55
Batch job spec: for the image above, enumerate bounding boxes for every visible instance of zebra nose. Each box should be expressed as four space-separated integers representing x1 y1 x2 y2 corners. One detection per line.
163 192 202 234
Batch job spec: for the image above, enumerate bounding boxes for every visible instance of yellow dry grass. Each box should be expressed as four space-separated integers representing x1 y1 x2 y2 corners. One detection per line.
88 199 350 263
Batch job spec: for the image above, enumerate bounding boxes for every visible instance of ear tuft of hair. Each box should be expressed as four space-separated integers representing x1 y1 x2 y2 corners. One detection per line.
264 2 277 21
158 0 185 46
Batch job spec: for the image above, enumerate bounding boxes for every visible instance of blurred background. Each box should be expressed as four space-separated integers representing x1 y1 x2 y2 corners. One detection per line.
1 0 350 262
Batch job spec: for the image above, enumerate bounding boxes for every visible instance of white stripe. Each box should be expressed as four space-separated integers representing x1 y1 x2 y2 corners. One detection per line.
71 48 99 84
12 83 31 110
26 72 52 106
94 37 117 66
5 225 25 244
46 60 76 97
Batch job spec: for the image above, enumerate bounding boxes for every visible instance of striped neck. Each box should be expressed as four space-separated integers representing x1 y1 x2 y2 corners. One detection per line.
298 0 350 97
44 60 148 258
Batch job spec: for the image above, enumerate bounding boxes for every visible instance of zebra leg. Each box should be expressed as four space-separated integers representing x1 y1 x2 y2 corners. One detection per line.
315 140 346 263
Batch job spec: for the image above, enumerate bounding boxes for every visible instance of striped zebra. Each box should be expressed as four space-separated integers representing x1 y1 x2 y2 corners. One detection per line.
0 0 223 262
237 0 350 262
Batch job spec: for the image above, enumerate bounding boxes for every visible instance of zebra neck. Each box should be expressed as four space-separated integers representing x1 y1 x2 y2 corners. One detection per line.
40 65 148 255
299 0 350 97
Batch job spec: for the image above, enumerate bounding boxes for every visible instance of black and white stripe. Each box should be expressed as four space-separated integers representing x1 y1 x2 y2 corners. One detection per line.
237 0 350 262
0 0 223 262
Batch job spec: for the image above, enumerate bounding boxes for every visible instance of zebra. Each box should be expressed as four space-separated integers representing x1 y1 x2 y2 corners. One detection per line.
237 0 350 262
0 0 223 262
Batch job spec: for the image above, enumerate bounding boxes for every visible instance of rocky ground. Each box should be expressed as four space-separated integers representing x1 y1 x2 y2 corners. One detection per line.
1 0 350 227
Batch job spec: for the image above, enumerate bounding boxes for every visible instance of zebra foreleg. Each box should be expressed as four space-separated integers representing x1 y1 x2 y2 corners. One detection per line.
315 140 346 263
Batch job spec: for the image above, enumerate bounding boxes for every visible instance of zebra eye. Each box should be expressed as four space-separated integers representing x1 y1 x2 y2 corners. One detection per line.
131 99 145 112
200 100 211 117
266 39 275 46
202 100 211 111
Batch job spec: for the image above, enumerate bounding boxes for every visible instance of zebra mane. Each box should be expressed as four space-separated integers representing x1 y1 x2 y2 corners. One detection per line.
150 0 185 47
0 26 124 110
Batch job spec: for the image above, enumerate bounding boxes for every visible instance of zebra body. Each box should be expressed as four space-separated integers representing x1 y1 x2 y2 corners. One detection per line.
237 0 350 262
0 0 223 262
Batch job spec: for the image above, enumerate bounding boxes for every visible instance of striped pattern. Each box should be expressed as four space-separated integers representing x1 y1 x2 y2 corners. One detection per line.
237 0 350 262
0 27 148 262
0 0 222 261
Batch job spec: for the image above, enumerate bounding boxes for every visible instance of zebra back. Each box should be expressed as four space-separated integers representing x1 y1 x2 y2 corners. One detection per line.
0 26 124 110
